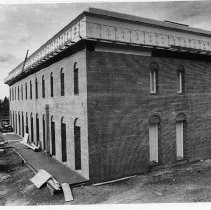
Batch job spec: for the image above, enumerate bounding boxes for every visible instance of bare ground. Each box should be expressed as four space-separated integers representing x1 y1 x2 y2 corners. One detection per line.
1 148 211 205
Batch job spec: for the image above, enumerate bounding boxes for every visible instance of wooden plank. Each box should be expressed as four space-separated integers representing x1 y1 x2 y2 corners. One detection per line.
61 183 74 202
30 169 52 188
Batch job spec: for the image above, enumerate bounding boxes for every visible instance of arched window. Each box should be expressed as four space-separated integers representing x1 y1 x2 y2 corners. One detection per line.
74 118 81 170
22 112 24 137
149 62 158 94
61 117 67 162
50 72 54 97
21 85 23 100
26 113 29 134
42 76 45 98
30 81 32 99
43 115 46 150
25 82 28 100
18 86 20 100
60 68 64 96
12 88 14 101
51 116 56 155
30 113 34 142
15 112 17 132
176 113 186 159
74 62 79 95
36 114 40 145
177 65 185 94
149 115 161 163
35 78 38 99
18 112 21 135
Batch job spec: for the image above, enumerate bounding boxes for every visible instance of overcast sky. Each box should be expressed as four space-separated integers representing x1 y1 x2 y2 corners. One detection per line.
0 0 211 99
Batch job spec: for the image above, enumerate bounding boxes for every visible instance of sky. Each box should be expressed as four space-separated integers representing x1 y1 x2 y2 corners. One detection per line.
0 0 211 99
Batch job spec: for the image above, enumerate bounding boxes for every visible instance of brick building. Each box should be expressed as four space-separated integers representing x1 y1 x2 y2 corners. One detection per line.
4 8 211 183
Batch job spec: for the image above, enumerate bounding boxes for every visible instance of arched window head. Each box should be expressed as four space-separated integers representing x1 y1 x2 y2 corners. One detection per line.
149 114 161 125
176 113 186 122
60 69 65 96
74 62 79 95
51 115 54 122
149 61 158 94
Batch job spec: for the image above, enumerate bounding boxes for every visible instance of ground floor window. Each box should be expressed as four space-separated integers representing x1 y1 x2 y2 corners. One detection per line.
36 114 39 145
74 118 81 170
51 117 56 156
61 118 67 162
22 112 24 137
43 115 46 150
31 114 34 143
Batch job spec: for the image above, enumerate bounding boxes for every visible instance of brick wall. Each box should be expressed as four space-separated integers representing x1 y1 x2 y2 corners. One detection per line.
87 50 211 183
9 50 89 179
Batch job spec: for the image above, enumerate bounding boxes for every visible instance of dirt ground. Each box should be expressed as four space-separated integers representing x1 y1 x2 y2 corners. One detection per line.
1 149 211 205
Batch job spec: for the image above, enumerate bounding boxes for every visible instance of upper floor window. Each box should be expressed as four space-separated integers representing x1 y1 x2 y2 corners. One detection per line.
74 62 79 95
50 72 54 97
21 85 23 100
25 82 28 100
12 88 14 101
9 89 11 101
15 87 16 100
30 80 32 99
18 86 20 100
177 65 185 94
149 62 158 94
35 78 38 99
60 69 64 96
42 76 45 98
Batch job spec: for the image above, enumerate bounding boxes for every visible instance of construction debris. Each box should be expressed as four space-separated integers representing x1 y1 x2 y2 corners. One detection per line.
30 169 52 188
61 183 74 202
0 149 5 154
47 178 61 195
21 134 41 152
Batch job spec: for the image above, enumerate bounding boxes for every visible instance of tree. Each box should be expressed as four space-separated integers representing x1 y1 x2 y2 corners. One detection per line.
2 97 9 112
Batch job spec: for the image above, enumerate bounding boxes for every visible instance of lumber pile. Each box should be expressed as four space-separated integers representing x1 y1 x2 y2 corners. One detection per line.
30 169 74 201
21 133 41 152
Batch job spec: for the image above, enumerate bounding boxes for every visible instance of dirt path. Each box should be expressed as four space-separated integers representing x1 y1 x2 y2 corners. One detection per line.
1 148 211 205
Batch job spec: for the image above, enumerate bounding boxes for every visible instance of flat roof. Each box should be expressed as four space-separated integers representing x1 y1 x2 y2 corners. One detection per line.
85 7 211 37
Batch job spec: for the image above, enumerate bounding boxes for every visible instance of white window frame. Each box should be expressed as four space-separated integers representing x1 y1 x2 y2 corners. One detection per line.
149 123 159 162
177 71 183 94
176 121 184 159
150 70 157 93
